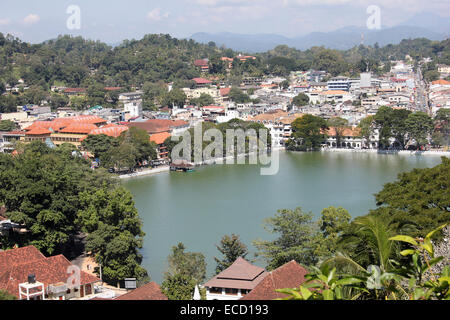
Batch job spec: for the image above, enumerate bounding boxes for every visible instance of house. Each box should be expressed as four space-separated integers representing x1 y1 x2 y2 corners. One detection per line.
236 54 256 63
124 101 143 119
92 282 168 300
307 70 327 83
118 91 144 105
203 257 268 300
194 59 209 73
150 132 171 161
309 82 328 92
192 78 212 88
240 260 308 300
201 105 225 116
327 77 350 92
0 246 100 300
221 57 234 69
63 88 86 96
437 64 450 74
324 126 378 149
1 131 25 153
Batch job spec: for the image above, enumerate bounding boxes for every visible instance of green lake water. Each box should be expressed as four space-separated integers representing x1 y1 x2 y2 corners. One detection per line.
121 151 444 284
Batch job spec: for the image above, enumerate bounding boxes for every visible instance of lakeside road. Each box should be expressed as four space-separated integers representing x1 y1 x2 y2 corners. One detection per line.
118 148 449 180
321 148 450 156
118 166 170 179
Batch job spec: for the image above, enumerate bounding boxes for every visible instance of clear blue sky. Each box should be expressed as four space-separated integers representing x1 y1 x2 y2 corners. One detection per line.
0 0 449 43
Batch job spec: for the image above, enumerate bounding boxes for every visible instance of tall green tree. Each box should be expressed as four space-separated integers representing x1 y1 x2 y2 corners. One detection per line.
165 243 207 284
292 93 310 107
316 207 351 259
161 273 197 300
357 115 375 148
405 112 434 148
253 207 319 270
0 120 17 132
214 234 249 275
80 186 148 286
288 115 328 151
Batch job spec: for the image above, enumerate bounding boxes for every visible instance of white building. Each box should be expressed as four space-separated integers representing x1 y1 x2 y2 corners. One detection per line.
203 257 268 301
124 101 143 118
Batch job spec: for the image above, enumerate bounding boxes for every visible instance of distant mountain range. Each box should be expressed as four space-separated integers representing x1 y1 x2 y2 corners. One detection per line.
189 12 449 53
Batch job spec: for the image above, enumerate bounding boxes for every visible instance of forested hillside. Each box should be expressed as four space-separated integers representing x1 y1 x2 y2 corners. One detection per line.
1 33 449 113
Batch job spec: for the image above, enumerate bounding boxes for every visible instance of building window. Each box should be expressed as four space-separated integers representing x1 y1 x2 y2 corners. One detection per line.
225 288 239 296
209 287 222 294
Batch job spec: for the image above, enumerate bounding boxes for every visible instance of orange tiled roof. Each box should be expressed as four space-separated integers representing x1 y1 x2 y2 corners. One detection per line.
90 125 129 138
25 127 52 135
321 90 349 95
432 79 450 85
67 115 107 125
249 110 288 122
25 121 65 132
326 127 361 137
59 123 98 134
150 132 171 145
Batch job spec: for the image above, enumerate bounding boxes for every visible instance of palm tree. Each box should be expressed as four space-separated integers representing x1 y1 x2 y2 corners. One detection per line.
321 216 407 299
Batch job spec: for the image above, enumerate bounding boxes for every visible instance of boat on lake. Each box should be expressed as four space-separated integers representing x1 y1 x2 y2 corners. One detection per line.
170 161 195 173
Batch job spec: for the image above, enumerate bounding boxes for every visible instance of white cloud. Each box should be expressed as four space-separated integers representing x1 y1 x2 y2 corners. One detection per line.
147 8 170 22
23 14 40 25
0 18 11 26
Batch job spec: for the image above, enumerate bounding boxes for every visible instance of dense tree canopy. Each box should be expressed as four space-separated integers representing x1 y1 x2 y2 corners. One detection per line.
0 141 148 286
371 157 450 238
214 234 249 275
288 115 328 151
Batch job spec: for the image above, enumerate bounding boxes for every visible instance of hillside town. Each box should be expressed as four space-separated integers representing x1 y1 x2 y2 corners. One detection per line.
1 56 449 164
0 30 449 303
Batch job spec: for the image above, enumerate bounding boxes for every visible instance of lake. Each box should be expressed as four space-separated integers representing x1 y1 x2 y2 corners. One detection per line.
121 151 444 284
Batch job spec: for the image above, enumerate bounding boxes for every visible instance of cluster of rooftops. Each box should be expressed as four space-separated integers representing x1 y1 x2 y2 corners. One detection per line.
0 245 308 301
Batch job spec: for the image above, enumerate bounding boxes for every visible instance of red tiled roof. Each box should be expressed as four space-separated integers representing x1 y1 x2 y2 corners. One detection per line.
241 260 308 300
63 88 86 93
104 87 122 91
194 59 209 67
220 88 231 96
114 282 168 300
202 105 224 109
204 257 268 290
0 246 100 298
0 246 45 271
192 77 212 84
